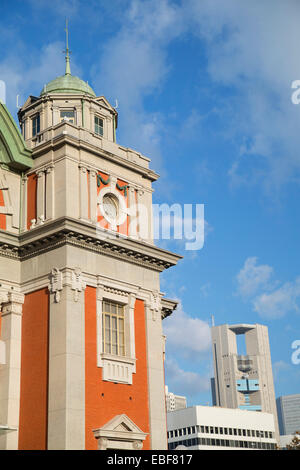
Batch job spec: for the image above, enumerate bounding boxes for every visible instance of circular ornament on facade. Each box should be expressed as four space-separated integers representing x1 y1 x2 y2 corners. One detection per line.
102 193 119 224
98 185 127 228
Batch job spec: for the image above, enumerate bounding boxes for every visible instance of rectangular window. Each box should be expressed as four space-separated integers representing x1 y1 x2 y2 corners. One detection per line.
60 110 75 124
102 300 125 356
95 116 104 136
32 114 40 136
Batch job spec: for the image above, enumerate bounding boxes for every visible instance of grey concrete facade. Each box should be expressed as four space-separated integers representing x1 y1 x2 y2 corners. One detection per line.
276 394 300 436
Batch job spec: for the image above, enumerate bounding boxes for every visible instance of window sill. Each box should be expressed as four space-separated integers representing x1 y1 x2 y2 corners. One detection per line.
101 353 136 384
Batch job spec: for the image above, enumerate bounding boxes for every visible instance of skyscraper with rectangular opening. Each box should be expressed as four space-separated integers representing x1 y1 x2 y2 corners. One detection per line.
211 323 279 440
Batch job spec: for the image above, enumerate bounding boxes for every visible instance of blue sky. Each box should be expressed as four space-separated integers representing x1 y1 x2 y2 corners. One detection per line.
1 0 300 406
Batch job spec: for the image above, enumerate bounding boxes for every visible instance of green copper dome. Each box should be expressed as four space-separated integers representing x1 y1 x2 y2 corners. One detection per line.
40 73 96 97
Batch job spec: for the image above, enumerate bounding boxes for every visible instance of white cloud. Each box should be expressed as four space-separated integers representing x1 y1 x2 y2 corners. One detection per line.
187 0 300 193
236 257 274 298
163 302 211 358
165 358 210 397
91 0 185 169
253 278 300 319
3 0 300 195
236 257 300 319
0 41 69 114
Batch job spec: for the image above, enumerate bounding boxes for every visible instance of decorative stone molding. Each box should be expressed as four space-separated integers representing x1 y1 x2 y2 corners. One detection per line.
37 215 45 225
98 437 108 450
103 285 129 297
147 291 162 321
45 165 54 175
0 217 182 270
101 354 136 385
1 292 25 316
133 440 143 450
30 218 36 229
78 164 87 174
161 297 178 319
36 170 45 179
48 267 63 303
93 414 147 451
71 268 86 302
0 289 24 367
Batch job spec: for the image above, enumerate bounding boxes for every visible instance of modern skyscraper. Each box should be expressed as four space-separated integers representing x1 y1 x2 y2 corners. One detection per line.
276 394 300 436
0 34 181 449
211 323 279 440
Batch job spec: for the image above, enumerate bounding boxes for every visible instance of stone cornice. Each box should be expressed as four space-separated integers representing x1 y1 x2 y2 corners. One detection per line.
30 128 159 182
0 217 182 272
161 297 179 319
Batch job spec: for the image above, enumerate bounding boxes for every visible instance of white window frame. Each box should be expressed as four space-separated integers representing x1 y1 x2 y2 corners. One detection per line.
96 284 136 384
32 113 40 137
94 114 104 137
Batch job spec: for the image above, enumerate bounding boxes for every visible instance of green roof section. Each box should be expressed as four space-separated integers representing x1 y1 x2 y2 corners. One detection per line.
0 103 33 172
40 73 96 97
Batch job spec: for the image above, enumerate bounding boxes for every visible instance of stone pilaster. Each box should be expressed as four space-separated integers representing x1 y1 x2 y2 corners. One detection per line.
0 291 24 450
45 165 54 221
89 170 97 223
47 269 86 450
144 293 167 450
128 186 138 239
20 176 27 232
79 165 89 222
36 170 45 222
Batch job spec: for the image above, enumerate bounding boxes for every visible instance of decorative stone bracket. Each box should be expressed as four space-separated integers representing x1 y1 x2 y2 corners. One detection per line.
48 267 86 303
71 268 86 302
48 268 63 303
147 291 162 321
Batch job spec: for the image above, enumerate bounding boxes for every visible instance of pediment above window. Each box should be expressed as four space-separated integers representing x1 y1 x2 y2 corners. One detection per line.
93 414 147 450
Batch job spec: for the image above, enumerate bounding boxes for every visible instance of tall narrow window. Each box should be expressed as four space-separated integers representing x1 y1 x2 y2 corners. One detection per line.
95 116 104 136
32 114 40 136
102 300 125 356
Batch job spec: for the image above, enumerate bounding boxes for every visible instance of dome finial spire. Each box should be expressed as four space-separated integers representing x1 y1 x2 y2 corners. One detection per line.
63 18 71 75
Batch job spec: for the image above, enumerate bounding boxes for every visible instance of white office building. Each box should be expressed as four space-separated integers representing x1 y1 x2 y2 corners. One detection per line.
167 406 277 450
165 386 187 412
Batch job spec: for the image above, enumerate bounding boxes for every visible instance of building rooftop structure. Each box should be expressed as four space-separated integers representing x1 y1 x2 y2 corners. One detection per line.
167 405 277 450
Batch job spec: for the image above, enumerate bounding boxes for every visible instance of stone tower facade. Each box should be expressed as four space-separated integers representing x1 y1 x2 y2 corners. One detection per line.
0 56 181 450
